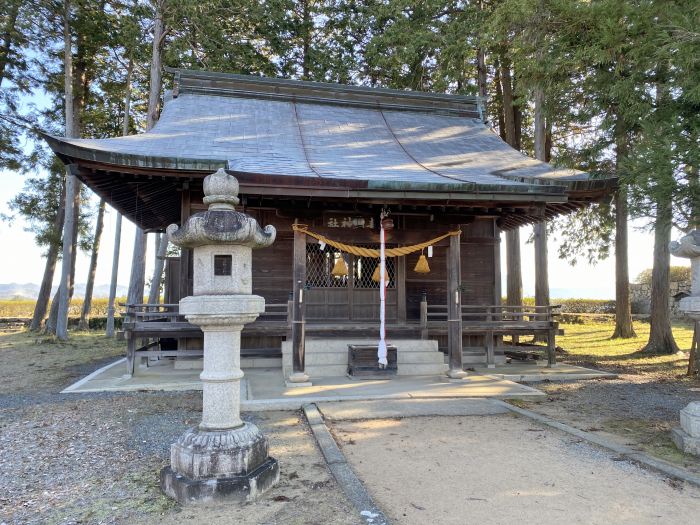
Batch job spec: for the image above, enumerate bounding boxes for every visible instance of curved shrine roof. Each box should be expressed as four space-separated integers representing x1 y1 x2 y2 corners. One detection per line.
42 69 614 230
45 69 601 196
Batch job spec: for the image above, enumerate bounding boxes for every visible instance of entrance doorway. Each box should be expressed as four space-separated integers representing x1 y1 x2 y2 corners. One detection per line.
305 243 398 322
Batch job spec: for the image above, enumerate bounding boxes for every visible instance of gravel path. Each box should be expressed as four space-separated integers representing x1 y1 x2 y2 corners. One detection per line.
0 391 359 525
531 375 700 422
332 414 700 525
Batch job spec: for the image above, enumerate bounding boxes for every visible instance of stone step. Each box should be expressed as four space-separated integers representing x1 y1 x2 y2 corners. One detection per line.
294 339 441 353
397 363 448 376
304 364 350 377
462 352 507 365
305 362 449 378
397 352 447 365
301 350 446 367
283 338 446 378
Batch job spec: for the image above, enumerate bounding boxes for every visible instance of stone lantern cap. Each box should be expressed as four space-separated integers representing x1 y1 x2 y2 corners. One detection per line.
670 230 700 261
167 168 276 249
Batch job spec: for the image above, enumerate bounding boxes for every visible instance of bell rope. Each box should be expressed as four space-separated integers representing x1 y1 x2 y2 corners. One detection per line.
291 224 460 258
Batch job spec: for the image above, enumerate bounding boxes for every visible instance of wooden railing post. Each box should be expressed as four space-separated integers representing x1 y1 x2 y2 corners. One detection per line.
546 305 557 367
420 291 428 340
486 306 495 368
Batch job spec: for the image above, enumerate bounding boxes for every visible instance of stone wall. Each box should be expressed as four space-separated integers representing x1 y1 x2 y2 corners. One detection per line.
630 280 691 318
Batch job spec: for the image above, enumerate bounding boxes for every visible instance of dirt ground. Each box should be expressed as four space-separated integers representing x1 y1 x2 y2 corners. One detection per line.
331 414 700 525
0 330 359 525
510 375 700 473
3 325 700 524
506 320 700 470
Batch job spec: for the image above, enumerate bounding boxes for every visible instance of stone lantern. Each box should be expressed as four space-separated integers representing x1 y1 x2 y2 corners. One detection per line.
161 168 279 503
670 230 700 456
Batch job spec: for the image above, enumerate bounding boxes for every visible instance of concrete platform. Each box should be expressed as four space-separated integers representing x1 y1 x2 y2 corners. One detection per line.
316 398 510 421
62 358 545 408
473 361 617 382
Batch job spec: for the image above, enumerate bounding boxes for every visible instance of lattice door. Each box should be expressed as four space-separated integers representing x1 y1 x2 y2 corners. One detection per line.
304 242 399 322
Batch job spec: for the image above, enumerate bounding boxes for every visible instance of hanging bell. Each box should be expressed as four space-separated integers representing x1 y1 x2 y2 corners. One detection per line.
414 253 430 274
372 263 390 283
331 255 348 278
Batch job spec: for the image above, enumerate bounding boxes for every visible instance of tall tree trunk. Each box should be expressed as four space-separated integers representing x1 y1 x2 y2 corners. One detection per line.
612 188 636 338
533 87 550 311
30 182 66 331
506 229 523 306
30 244 60 331
53 175 79 338
689 322 698 377
301 0 311 80
126 228 147 313
126 1 164 315
501 58 522 317
55 0 76 340
146 0 165 132
106 57 132 337
611 115 636 339
500 62 517 148
78 199 105 330
476 48 487 100
0 0 19 86
643 196 679 353
147 233 168 305
493 60 506 141
106 212 122 337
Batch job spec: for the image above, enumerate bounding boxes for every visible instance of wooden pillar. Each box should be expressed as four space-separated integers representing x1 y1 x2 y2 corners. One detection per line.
419 291 428 340
397 255 407 323
178 186 194 353
546 325 556 367
506 228 522 345
179 186 191 299
492 219 503 363
289 227 309 384
534 220 550 344
446 232 467 378
534 222 550 307
493 219 502 305
486 307 496 368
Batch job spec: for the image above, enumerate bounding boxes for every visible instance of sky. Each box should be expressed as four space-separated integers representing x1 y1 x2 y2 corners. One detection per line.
0 165 688 299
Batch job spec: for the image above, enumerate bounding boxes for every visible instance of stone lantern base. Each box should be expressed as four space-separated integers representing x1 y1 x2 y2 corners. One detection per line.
672 402 700 456
161 423 280 504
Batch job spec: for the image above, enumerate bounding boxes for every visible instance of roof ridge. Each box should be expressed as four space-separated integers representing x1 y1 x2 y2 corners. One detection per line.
166 67 483 118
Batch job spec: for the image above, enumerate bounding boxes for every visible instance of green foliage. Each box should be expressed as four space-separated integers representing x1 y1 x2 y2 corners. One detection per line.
520 296 616 314
636 266 691 285
2 0 698 304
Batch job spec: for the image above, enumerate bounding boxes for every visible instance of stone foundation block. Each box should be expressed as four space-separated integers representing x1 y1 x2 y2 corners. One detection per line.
170 423 269 479
680 402 700 437
672 402 700 456
161 457 279 505
671 427 700 456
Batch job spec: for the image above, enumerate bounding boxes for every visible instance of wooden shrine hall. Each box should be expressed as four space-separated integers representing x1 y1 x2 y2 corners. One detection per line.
44 68 615 380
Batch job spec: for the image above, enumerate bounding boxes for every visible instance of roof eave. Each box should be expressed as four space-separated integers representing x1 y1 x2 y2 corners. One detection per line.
42 135 571 202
